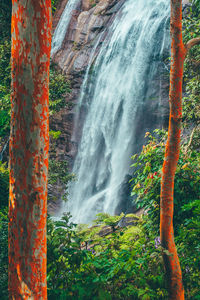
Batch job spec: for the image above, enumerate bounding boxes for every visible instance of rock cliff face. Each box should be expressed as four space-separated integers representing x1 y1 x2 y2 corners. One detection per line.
50 0 127 164
53 0 125 72
48 0 126 213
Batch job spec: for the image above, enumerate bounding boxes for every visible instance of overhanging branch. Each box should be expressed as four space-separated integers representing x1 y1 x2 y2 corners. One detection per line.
185 37 200 53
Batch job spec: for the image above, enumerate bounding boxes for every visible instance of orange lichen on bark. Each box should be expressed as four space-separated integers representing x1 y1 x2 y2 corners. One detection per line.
160 1 200 299
8 0 52 299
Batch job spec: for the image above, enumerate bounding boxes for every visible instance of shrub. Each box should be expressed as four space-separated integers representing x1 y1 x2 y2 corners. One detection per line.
130 129 200 298
130 129 200 234
0 208 8 299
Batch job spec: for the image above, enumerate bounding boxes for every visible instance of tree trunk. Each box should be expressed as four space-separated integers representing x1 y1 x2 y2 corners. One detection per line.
8 1 52 299
160 1 185 299
160 0 200 299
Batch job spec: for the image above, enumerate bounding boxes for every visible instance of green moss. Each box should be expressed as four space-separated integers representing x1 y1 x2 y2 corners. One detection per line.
182 0 200 149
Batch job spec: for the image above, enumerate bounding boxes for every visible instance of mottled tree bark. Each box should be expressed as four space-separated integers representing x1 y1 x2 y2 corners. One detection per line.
160 1 200 299
8 0 52 299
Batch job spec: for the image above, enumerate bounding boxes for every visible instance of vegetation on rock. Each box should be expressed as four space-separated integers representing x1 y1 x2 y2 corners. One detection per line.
49 64 71 114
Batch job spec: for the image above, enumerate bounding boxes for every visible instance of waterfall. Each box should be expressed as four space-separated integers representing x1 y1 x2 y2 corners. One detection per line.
62 0 170 223
51 0 80 55
0 139 9 162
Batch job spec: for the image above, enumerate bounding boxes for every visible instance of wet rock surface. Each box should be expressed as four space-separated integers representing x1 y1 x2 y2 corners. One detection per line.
52 0 124 74
48 0 125 213
50 0 125 165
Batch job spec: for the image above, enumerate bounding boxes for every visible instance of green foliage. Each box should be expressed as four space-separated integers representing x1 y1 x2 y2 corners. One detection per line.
0 0 11 40
176 200 200 299
0 1 12 137
0 3 71 138
51 0 61 14
49 130 62 139
130 129 200 298
48 160 75 186
182 0 200 148
47 213 168 299
0 162 9 208
177 11 200 297
131 129 200 231
0 208 168 300
183 0 200 44
183 78 200 125
0 40 11 89
49 65 71 114
0 208 8 299
130 130 165 230
0 40 11 137
0 2 199 300
93 212 124 228
47 213 88 298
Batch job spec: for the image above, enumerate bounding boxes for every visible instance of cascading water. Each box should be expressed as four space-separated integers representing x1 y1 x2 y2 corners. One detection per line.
51 0 80 55
61 0 170 223
0 139 9 162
